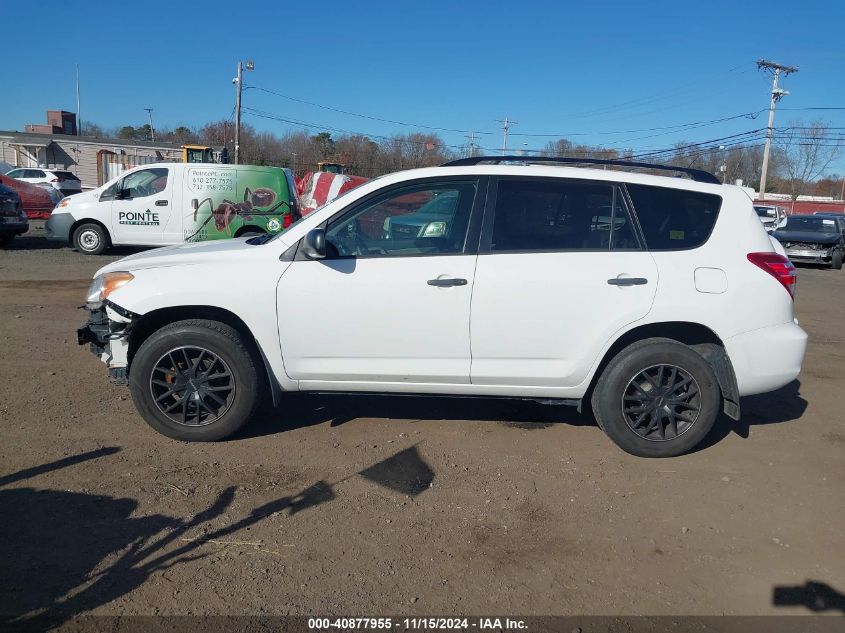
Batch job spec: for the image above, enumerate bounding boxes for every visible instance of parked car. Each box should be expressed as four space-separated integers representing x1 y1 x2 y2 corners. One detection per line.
5 167 82 195
772 215 845 269
77 157 807 458
0 174 59 219
47 162 301 255
0 183 29 246
812 211 845 222
753 204 787 232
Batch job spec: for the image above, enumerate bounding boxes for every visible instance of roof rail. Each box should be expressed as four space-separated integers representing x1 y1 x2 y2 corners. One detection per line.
441 155 721 185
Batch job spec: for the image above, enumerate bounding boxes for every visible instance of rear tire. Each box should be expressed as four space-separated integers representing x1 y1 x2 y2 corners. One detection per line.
830 251 842 270
72 223 109 255
128 319 262 441
591 338 721 458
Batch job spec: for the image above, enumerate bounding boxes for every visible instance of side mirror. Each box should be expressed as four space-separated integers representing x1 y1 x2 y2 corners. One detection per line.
301 228 326 259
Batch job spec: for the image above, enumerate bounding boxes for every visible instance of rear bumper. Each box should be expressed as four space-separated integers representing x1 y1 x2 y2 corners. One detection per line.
725 321 808 396
0 220 29 235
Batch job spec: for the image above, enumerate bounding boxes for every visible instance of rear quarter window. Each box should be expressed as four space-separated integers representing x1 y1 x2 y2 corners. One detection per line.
627 183 721 250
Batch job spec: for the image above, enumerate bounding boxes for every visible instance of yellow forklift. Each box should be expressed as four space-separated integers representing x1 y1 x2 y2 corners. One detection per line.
317 161 345 174
182 145 229 164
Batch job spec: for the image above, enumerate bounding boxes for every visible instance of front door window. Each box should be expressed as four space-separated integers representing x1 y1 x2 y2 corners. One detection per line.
325 182 478 258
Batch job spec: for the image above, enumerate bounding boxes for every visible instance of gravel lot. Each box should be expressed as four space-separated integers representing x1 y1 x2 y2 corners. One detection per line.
1 225 843 622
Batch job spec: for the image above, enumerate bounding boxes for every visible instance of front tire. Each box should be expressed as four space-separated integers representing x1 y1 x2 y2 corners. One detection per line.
830 251 842 270
0 234 14 247
128 319 262 441
591 338 721 457
72 223 109 255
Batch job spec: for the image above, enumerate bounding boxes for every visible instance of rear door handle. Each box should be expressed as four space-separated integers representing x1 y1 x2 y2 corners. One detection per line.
155 199 168 206
427 277 468 287
607 276 648 286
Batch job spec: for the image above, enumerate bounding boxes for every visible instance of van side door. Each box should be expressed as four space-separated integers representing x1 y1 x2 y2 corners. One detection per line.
109 167 173 245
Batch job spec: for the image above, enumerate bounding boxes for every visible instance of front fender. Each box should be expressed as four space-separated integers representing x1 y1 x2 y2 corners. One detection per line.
107 260 295 392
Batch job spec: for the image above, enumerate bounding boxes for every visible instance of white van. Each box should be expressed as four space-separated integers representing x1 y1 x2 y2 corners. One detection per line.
46 162 300 254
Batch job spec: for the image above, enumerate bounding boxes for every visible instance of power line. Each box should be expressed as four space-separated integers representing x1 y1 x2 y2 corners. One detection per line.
550 63 754 121
245 84 493 135
242 107 470 151
508 110 765 138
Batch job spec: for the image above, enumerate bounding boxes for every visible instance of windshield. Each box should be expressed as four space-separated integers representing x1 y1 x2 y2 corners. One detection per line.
754 206 776 218
782 216 838 233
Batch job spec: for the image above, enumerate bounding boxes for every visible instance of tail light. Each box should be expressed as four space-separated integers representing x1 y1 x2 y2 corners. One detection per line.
747 252 797 299
283 214 293 228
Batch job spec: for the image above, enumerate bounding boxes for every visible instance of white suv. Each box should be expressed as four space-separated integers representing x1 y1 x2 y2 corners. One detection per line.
77 157 807 457
6 167 82 195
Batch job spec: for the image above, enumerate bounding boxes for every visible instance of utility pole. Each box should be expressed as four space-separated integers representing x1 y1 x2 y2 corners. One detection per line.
144 108 155 142
76 64 81 136
757 59 797 200
840 176 845 212
497 117 517 155
233 59 255 165
464 132 478 157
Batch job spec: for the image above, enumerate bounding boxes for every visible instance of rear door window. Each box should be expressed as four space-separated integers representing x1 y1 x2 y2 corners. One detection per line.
626 183 721 250
488 178 639 252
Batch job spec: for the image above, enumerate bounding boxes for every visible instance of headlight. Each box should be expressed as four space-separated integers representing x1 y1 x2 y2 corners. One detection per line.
421 221 446 238
57 197 71 208
86 272 134 309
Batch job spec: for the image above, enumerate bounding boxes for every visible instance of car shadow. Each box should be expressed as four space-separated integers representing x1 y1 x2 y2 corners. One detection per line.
241 381 808 455
3 233 148 257
237 392 596 441
1 444 426 626
694 380 807 452
773 580 845 614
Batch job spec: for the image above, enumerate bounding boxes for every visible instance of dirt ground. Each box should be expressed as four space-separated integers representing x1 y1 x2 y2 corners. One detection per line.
1 225 843 623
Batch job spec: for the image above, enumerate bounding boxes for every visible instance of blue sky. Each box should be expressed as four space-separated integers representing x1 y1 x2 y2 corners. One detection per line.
3 0 843 171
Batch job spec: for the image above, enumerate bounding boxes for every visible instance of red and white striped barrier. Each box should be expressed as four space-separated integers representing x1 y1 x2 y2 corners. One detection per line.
299 171 368 216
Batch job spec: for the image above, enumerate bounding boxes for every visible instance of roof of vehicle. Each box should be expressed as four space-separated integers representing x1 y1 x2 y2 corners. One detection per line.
117 162 288 172
444 155 720 183
386 163 730 196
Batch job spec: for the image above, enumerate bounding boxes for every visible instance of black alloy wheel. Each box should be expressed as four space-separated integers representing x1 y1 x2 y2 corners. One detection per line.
621 364 700 441
150 346 235 426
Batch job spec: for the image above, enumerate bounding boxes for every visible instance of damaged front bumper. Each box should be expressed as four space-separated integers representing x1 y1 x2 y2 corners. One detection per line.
77 301 138 385
784 247 834 264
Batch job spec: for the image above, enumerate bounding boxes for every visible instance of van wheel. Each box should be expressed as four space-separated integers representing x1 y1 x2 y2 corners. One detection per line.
72 223 109 255
128 319 261 441
830 252 843 270
591 338 720 458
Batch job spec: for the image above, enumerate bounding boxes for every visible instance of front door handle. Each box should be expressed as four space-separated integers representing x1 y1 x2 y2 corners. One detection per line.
155 199 168 206
427 277 468 287
607 276 648 286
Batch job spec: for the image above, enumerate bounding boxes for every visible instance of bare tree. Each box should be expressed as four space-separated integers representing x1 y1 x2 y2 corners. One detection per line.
777 119 843 200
